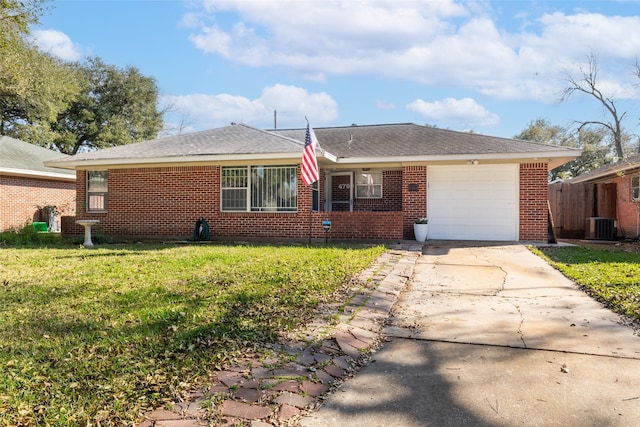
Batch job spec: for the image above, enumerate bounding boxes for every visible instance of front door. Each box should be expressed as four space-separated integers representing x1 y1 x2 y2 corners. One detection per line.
328 172 353 212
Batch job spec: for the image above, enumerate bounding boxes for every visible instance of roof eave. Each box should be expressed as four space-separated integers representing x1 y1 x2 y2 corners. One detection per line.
44 152 312 169
0 167 76 181
334 150 580 167
570 162 640 184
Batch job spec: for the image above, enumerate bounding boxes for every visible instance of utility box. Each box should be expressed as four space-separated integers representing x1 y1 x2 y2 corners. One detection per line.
585 217 617 240
32 222 49 232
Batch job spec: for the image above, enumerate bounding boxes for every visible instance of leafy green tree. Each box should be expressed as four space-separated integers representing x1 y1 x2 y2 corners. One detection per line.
1 44 80 138
1 2 163 153
515 118 613 180
0 0 80 142
50 58 163 154
0 0 48 47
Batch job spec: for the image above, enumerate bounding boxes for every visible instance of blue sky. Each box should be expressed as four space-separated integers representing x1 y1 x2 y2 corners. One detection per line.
33 0 640 140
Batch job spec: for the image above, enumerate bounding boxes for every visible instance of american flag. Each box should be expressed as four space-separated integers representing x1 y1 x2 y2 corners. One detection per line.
301 122 319 186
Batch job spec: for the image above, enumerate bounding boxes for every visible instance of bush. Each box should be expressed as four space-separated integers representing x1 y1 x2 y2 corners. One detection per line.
0 223 63 246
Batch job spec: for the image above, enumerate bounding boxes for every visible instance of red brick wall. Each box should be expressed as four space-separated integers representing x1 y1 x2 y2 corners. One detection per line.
402 166 427 239
354 170 402 212
519 163 548 241
0 175 76 231
63 162 549 242
612 174 640 239
66 166 403 241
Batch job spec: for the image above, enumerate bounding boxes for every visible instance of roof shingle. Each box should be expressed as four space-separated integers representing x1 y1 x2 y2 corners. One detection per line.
45 122 579 168
0 136 74 177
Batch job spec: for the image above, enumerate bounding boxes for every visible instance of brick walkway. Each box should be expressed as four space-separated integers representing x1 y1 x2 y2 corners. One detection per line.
138 243 422 426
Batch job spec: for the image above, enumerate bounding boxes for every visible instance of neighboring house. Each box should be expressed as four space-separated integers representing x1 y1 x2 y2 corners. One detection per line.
551 155 640 240
45 123 579 242
0 136 76 231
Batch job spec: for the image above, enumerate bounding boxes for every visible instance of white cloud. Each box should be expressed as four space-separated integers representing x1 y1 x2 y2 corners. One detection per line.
185 1 640 102
406 97 500 128
31 29 84 61
162 84 338 131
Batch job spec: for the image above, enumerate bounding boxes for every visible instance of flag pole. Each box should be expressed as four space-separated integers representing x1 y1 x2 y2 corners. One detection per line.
301 117 319 244
307 117 313 244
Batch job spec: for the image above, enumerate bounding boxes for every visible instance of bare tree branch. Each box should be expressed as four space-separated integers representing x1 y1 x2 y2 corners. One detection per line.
559 53 625 159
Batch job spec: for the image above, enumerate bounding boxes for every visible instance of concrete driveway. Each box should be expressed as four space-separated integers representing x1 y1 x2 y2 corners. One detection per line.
300 242 640 427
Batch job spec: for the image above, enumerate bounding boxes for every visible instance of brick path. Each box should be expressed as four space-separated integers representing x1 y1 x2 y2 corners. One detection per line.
137 243 422 426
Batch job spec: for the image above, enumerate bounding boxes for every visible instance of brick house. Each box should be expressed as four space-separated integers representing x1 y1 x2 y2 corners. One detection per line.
0 136 76 231
46 123 579 242
561 155 640 240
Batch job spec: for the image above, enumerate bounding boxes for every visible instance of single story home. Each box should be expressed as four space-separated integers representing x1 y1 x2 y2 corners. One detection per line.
0 136 76 232
557 155 640 240
45 123 579 242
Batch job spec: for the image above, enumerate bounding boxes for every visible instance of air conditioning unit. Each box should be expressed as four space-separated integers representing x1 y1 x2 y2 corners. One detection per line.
585 217 617 240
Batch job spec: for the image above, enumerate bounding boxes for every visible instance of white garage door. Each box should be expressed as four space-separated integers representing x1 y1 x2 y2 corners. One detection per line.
427 164 519 241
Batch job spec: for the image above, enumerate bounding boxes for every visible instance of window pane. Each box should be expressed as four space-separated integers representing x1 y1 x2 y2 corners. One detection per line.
633 176 640 200
87 171 108 211
356 173 381 185
356 185 382 198
250 165 297 211
221 167 248 211
88 194 106 211
312 181 319 212
222 189 247 210
222 167 247 188
355 172 382 198
88 171 108 192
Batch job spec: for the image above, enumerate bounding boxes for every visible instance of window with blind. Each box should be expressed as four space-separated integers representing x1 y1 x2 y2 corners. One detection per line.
87 170 108 212
355 172 382 198
221 165 298 212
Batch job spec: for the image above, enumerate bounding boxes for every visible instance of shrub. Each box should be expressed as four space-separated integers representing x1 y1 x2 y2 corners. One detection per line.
0 223 62 246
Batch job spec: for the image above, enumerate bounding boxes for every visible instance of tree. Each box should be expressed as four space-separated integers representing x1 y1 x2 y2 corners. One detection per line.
49 58 164 154
0 0 48 46
559 53 627 160
1 0 80 142
515 118 613 180
1 2 163 154
1 44 80 138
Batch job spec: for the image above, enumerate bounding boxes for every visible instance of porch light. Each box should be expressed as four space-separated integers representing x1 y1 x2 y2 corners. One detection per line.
467 159 479 165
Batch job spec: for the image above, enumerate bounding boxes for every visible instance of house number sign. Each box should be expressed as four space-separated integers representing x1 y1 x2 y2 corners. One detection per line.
338 183 351 189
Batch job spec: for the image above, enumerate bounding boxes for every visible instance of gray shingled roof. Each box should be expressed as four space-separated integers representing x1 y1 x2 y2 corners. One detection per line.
46 122 579 169
0 136 75 178
275 123 574 158
48 123 304 163
569 154 640 184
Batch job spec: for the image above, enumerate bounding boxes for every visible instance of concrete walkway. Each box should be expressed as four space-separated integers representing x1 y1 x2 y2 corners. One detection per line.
299 242 640 427
138 243 423 426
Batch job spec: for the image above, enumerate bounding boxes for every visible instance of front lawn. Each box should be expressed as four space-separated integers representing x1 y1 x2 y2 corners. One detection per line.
534 245 640 322
0 243 385 426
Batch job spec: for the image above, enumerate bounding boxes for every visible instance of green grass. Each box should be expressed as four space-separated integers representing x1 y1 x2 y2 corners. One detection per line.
0 243 385 426
534 245 640 321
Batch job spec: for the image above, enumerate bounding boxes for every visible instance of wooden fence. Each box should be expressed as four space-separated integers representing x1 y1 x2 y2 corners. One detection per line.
548 182 616 238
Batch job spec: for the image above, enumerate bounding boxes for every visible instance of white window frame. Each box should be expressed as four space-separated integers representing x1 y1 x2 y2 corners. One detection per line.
86 170 108 212
221 167 248 211
221 165 298 212
355 171 382 199
632 175 640 201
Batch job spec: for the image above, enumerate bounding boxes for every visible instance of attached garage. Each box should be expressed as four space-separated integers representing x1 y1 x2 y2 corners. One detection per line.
428 164 519 241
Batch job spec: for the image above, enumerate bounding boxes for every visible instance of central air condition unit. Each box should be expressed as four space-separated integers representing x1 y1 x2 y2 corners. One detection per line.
585 217 617 240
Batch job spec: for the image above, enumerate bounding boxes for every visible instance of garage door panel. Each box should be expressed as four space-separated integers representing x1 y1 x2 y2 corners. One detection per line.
427 165 518 241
